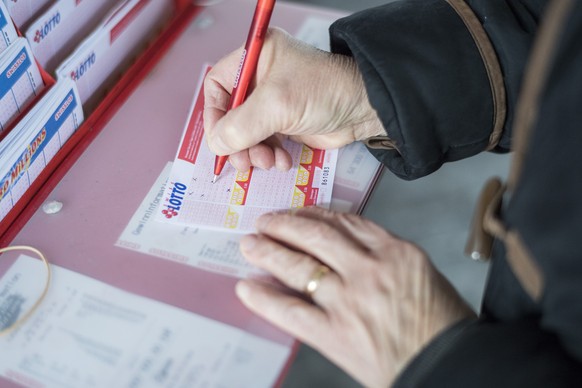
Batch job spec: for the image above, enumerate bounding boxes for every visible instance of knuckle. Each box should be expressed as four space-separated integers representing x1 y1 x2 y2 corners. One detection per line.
283 300 311 325
304 220 338 242
264 244 298 268
266 27 289 45
348 213 387 236
203 73 215 90
207 88 228 111
287 256 311 286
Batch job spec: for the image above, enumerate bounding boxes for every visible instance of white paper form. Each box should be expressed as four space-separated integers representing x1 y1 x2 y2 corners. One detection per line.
24 0 119 72
156 66 338 232
0 79 83 222
55 0 173 108
117 162 263 279
117 146 378 278
0 37 44 134
0 1 18 55
335 142 383 192
0 255 290 388
1 0 52 29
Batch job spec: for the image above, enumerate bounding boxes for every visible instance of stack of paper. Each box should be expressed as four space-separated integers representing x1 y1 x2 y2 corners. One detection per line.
0 37 44 135
24 0 119 73
0 2 18 55
0 255 290 388
1 0 52 29
0 78 84 221
56 0 173 110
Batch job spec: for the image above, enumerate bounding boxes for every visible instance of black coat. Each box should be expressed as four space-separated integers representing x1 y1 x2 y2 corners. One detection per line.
330 0 582 386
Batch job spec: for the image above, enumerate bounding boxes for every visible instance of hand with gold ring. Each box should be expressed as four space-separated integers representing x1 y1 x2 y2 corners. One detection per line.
236 207 476 387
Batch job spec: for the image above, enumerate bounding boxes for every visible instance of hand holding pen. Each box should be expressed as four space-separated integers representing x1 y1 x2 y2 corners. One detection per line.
203 6 386 178
210 0 276 183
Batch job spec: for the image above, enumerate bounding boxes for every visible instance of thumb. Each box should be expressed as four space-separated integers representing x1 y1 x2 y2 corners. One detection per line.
206 86 280 156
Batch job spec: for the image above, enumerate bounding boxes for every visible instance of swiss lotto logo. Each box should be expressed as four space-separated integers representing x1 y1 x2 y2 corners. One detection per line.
34 12 61 43
70 52 96 80
161 182 187 219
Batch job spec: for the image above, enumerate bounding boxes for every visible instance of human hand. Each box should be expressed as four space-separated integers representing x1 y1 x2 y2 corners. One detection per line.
204 28 386 172
236 207 476 387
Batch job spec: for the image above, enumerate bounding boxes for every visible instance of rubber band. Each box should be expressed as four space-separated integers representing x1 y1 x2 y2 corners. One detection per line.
0 246 52 336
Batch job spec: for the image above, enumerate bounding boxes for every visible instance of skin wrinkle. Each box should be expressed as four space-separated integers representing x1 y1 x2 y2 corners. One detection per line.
291 53 383 148
204 16 481 383
204 28 385 173
197 0 582 384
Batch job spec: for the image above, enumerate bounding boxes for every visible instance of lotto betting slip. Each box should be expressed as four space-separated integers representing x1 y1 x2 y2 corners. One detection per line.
0 2 18 54
24 0 119 72
0 37 44 134
2 0 52 28
0 79 84 221
156 66 338 232
55 0 173 107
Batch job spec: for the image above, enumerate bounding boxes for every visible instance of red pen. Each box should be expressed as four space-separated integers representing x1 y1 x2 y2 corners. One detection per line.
212 0 276 183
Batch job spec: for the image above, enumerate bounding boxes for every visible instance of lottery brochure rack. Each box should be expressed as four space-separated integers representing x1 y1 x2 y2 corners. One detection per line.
0 0 197 239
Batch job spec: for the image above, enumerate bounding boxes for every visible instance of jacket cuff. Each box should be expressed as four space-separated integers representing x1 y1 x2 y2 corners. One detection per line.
392 317 582 387
330 0 495 180
392 318 475 388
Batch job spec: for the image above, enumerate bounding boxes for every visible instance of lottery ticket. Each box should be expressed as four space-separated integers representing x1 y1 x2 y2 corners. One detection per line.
0 78 84 222
24 0 119 72
0 1 18 55
1 0 52 29
0 37 44 134
156 66 338 232
56 0 173 109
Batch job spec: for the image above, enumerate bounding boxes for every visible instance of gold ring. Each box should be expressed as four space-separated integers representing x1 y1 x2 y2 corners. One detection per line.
305 264 330 298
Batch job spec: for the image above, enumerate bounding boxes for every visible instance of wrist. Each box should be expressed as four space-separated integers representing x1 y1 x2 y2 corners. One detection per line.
330 54 387 142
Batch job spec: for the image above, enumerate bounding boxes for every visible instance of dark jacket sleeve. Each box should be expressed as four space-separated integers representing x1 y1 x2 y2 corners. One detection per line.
329 0 543 180
329 1 582 387
392 318 582 387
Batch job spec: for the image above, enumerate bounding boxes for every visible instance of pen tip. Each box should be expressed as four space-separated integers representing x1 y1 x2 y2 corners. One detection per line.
212 175 218 183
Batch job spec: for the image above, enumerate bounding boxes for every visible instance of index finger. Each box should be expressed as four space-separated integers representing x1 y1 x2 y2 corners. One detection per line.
255 211 369 277
203 49 243 141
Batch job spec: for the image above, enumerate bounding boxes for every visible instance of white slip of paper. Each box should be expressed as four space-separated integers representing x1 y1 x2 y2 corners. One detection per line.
0 38 44 133
0 255 290 388
116 162 264 279
55 0 173 106
0 79 83 222
0 1 18 54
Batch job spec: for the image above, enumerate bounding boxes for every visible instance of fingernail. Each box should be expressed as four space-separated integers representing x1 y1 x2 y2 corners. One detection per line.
240 234 258 252
274 149 292 171
275 158 287 171
235 281 251 300
255 213 274 231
